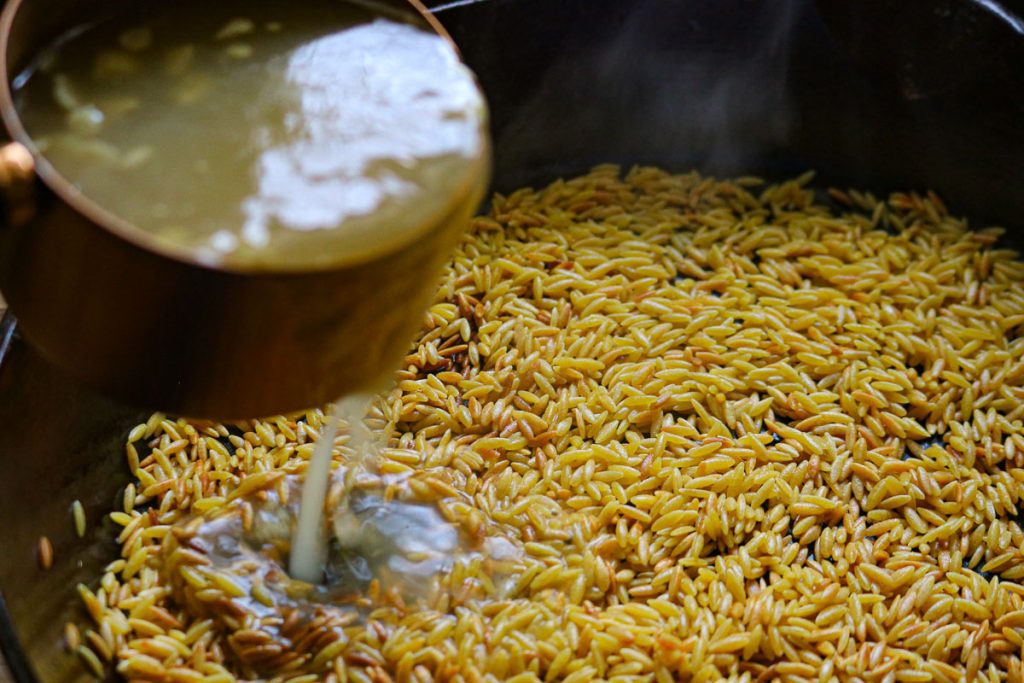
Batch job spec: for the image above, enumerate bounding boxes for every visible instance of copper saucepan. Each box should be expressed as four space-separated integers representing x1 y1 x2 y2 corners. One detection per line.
0 0 488 420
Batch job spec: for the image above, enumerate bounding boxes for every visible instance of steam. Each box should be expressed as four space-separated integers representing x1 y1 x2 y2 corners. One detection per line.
493 0 807 179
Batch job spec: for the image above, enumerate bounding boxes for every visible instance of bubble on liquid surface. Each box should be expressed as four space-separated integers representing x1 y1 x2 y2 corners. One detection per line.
326 494 461 593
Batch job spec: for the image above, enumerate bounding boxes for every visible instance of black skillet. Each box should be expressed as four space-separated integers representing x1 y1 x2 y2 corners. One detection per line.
1 0 1023 680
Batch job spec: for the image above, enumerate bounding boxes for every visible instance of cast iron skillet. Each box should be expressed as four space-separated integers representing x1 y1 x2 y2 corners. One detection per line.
1 0 1023 680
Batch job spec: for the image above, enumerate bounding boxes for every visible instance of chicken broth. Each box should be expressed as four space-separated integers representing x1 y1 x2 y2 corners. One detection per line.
14 0 488 270
162 467 522 677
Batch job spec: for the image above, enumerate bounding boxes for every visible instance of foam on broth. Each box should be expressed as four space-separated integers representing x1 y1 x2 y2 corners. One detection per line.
14 0 488 270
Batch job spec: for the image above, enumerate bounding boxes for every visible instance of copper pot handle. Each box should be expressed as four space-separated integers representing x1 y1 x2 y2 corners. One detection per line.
0 141 34 227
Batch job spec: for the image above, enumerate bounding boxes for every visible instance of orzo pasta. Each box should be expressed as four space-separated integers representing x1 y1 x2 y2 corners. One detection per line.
74 166 1024 683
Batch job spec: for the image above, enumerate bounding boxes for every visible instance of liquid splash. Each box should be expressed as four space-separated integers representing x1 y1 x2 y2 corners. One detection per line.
158 412 522 675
